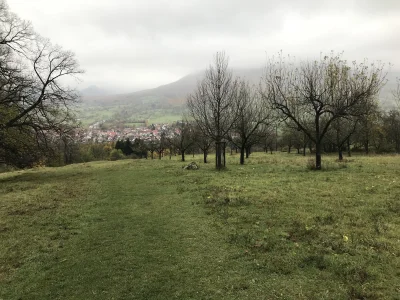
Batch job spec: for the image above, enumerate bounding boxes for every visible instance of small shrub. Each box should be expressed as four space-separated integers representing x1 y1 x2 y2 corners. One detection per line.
32 159 46 168
306 158 316 170
0 164 17 173
109 149 125 161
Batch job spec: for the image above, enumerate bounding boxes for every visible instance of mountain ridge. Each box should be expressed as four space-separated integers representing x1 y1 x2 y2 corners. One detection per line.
81 68 399 109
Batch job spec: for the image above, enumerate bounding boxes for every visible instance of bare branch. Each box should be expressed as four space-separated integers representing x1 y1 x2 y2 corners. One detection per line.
262 52 386 169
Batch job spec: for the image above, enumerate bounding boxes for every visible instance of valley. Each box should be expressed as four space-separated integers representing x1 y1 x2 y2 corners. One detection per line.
77 68 399 131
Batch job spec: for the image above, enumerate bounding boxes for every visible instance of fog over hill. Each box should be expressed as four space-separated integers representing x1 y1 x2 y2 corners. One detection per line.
80 68 264 106
81 68 399 109
81 85 110 97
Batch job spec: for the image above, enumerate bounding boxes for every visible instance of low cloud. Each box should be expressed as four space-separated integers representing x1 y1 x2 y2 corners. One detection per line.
7 0 400 92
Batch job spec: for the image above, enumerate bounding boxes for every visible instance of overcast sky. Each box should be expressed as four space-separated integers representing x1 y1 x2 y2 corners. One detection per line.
6 0 400 93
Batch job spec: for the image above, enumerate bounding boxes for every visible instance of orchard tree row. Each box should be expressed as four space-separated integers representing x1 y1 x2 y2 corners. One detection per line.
107 102 400 168
187 52 399 170
46 96 400 166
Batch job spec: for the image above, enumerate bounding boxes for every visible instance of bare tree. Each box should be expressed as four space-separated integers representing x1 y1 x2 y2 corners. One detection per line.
355 99 381 154
167 120 195 162
393 78 400 110
327 116 359 160
229 81 275 164
382 109 400 153
260 123 277 154
156 131 167 159
146 135 157 160
280 120 309 155
0 3 83 166
263 53 386 170
58 124 80 165
192 123 213 163
0 1 34 54
5 39 82 130
187 52 241 169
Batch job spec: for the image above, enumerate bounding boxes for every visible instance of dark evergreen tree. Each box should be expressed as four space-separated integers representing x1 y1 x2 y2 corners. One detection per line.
123 138 133 155
115 140 124 151
132 138 148 158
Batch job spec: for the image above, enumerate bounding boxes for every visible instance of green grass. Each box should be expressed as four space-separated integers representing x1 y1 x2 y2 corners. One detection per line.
124 122 146 128
77 106 120 126
0 153 399 299
148 112 183 124
77 101 184 128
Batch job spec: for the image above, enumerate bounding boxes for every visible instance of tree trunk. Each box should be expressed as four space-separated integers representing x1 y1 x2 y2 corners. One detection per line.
364 122 370 154
215 146 217 167
315 115 322 170
245 146 251 158
347 138 351 157
364 129 369 154
181 151 185 162
203 150 208 163
223 144 226 167
216 140 222 169
240 146 245 165
396 141 400 154
315 142 322 170
338 147 343 161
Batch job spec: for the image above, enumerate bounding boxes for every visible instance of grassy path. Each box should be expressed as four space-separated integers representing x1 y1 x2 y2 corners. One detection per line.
0 160 258 299
1 155 399 299
60 162 243 299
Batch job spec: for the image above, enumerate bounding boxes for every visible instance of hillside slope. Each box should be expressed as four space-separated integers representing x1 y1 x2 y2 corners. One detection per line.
82 68 398 107
1 154 399 299
78 69 399 126
81 68 264 106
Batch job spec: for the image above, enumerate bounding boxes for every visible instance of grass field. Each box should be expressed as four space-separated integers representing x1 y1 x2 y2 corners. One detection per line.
0 153 399 299
77 102 184 128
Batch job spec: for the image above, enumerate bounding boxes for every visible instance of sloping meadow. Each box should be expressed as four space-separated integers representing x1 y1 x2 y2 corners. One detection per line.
180 153 400 299
0 153 399 299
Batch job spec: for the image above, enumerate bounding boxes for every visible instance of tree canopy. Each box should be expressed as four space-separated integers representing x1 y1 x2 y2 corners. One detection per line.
0 1 83 167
